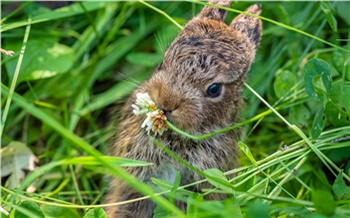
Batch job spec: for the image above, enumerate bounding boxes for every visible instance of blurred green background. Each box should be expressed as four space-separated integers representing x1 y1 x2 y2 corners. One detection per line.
1 1 350 217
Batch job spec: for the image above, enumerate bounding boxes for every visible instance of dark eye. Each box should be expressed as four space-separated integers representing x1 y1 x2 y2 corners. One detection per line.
206 83 222 98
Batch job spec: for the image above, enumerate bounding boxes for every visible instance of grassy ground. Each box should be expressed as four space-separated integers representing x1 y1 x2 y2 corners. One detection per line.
1 1 350 217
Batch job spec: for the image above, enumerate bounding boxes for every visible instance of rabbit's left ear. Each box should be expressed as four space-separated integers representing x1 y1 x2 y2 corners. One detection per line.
198 0 232 21
230 4 262 56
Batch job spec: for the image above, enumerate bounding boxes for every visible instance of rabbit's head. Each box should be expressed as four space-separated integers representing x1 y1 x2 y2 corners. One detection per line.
142 1 262 134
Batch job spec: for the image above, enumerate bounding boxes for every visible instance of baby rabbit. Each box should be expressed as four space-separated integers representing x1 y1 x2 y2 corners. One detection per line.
105 1 262 217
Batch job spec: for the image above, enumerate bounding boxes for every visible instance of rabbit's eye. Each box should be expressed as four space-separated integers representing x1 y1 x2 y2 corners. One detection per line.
206 83 222 98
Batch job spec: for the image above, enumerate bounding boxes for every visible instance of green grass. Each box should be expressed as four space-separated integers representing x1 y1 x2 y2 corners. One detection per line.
1 1 350 217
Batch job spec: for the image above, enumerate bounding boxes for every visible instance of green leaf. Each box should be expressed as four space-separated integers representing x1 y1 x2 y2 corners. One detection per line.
312 75 328 107
327 147 350 163
153 205 171 218
197 201 224 216
288 104 311 127
304 58 332 100
174 171 181 188
151 177 193 195
83 208 107 218
223 199 242 218
14 201 44 218
236 172 256 192
41 205 80 218
126 52 163 67
311 107 324 139
188 198 241 218
203 168 233 193
332 173 350 200
273 70 297 98
186 193 204 215
325 81 350 126
238 141 257 166
320 2 338 32
5 37 74 82
152 173 191 218
332 50 348 74
151 177 176 191
312 189 336 216
246 200 270 218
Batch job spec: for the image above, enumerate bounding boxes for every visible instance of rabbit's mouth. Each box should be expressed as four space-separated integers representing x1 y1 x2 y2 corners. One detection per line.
163 109 205 135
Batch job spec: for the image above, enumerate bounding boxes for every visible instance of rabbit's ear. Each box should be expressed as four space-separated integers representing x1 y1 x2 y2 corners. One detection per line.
230 4 262 53
198 0 232 21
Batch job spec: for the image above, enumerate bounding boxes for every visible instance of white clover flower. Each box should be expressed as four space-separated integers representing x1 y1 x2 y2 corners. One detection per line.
141 110 159 134
135 93 156 109
132 92 168 136
132 104 148 115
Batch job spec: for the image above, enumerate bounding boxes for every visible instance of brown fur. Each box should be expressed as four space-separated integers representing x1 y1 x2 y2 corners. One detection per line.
105 1 262 217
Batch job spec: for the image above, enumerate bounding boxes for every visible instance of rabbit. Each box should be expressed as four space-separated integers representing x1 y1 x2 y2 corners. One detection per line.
105 1 262 217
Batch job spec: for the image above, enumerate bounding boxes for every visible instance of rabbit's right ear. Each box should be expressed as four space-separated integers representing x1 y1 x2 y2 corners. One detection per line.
198 0 232 21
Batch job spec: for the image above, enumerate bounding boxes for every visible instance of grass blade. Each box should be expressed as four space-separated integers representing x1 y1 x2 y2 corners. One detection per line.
0 17 31 138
